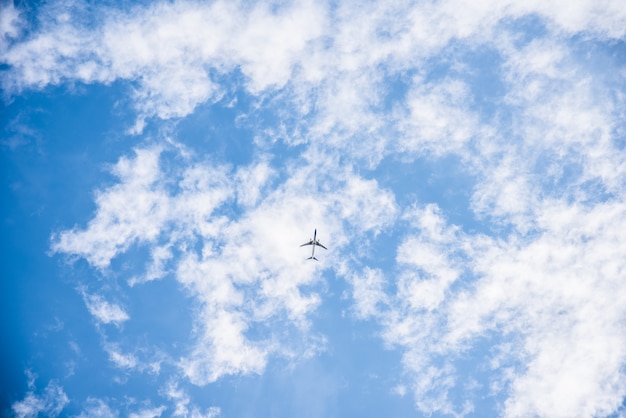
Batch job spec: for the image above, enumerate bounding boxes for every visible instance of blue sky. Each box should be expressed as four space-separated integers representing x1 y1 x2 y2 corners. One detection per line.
2 1 626 417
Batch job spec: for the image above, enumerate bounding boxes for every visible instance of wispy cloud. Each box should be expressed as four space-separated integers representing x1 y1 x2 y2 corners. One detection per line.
76 397 117 418
163 381 221 418
105 343 139 370
0 2 22 54
82 291 129 326
12 379 69 418
129 405 167 418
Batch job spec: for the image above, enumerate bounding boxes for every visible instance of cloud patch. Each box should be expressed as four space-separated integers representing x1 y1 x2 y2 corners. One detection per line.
12 379 69 418
349 200 626 417
82 292 129 325
6 0 624 416
1 0 327 132
51 140 397 386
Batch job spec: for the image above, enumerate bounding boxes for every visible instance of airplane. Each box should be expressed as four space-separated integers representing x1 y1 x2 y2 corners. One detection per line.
300 229 327 261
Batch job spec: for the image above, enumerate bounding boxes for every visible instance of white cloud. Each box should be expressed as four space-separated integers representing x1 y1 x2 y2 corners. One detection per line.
76 398 117 418
177 261 269 384
76 398 170 418
392 384 407 397
16 0 626 415
50 136 399 385
51 146 169 268
174 159 397 384
395 206 466 315
350 199 626 417
235 160 275 208
0 2 21 53
129 243 173 286
83 292 129 325
51 145 232 269
398 78 481 156
349 267 388 319
488 202 626 418
163 381 221 418
129 405 167 418
3 0 623 136
105 344 139 370
2 0 327 131
523 0 626 37
470 154 536 231
12 380 69 418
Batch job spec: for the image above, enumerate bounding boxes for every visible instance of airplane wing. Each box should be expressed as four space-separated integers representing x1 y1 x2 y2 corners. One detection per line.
317 242 328 250
300 240 314 247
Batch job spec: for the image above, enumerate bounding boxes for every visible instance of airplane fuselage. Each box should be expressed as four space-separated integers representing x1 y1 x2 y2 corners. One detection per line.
311 229 317 258
300 228 327 261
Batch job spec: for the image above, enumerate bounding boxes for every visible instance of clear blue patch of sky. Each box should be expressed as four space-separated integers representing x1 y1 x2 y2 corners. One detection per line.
312 269 414 417
0 217 69 407
1 80 144 407
0 259 104 410
174 97 256 168
454 46 507 123
381 70 412 112
3 81 144 222
108 232 149 265
55 311 186 416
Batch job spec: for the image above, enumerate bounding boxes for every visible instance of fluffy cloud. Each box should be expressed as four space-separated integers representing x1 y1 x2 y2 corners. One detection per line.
3 0 625 136
51 146 170 268
51 145 232 269
51 141 397 385
1 0 326 131
350 199 626 417
10 0 625 416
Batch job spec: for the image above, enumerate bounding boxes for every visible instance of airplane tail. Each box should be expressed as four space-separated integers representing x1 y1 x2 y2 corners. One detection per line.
307 256 319 261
